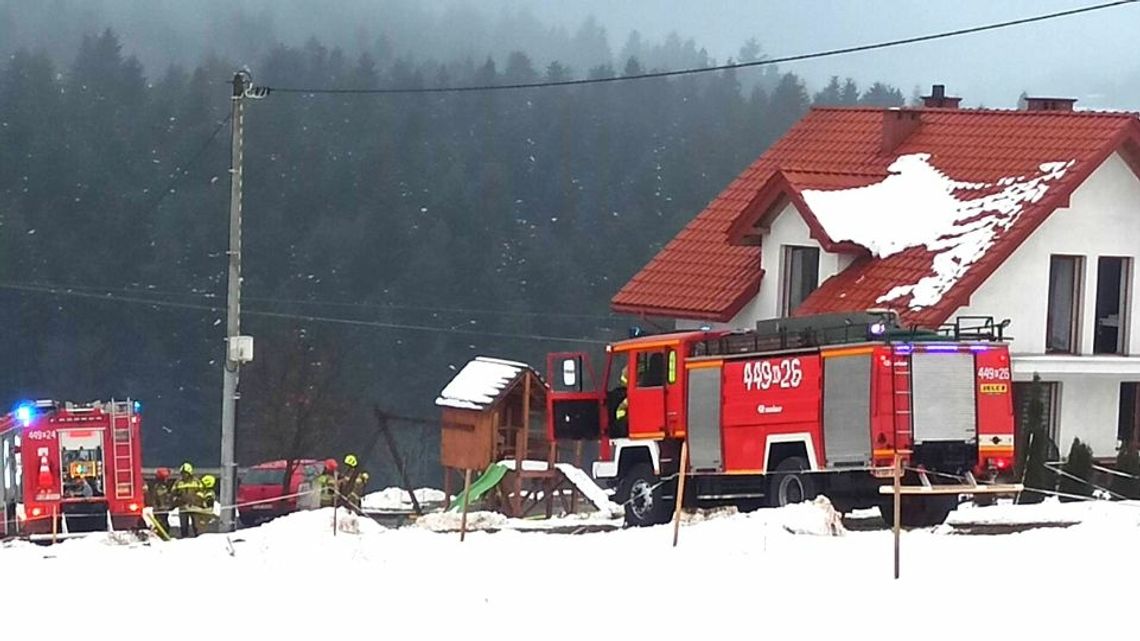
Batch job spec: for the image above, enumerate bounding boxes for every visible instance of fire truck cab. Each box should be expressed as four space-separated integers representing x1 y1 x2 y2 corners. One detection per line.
1 399 146 539
546 310 1017 528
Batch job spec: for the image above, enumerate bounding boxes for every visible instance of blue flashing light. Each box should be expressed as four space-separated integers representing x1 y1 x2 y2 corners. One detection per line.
14 402 34 427
968 345 990 352
133 400 142 413
923 344 962 352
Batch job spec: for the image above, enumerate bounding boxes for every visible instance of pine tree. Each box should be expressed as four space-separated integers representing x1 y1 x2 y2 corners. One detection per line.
1016 374 1053 504
1110 444 1140 499
1058 437 1095 502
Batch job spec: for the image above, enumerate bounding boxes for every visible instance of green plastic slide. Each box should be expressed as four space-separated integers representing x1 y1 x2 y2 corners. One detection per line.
448 462 509 512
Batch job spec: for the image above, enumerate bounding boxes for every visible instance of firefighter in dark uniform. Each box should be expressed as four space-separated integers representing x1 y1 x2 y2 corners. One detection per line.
172 462 202 538
350 471 370 507
339 454 361 511
145 467 174 532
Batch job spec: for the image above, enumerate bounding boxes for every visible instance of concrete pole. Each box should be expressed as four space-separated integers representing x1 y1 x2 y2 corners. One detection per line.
219 71 247 532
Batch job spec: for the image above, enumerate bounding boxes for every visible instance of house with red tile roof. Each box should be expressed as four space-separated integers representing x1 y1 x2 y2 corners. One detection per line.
612 85 1140 460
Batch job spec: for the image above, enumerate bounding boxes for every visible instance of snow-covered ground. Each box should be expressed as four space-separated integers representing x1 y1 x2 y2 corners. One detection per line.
361 486 449 511
4 497 1139 640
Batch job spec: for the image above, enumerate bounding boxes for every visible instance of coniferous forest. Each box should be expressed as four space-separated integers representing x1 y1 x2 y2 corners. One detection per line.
1 3 912 486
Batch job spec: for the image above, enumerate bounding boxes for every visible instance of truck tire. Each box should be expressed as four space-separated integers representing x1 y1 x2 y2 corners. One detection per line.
619 462 669 527
767 456 817 508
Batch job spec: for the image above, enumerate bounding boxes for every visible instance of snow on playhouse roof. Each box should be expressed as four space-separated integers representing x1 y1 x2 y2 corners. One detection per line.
799 153 1075 310
435 356 534 411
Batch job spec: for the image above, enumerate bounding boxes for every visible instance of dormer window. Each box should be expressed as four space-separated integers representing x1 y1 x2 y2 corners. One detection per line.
781 245 820 315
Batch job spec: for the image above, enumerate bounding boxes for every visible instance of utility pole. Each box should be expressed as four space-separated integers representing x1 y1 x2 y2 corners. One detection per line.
219 70 265 531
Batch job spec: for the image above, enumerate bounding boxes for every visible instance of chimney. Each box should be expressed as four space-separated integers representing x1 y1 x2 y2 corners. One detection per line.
881 108 921 153
922 83 962 109
1023 96 1077 111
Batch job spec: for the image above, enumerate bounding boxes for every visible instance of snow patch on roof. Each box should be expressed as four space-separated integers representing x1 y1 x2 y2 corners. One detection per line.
435 356 530 410
800 153 1074 310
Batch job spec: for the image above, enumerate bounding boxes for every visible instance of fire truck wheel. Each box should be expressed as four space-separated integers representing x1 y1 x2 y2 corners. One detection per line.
767 457 817 508
620 463 668 527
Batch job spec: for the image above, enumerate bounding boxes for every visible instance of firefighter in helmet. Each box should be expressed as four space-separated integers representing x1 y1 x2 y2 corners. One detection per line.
315 458 338 508
172 462 203 538
191 474 218 535
339 454 361 509
350 471 370 507
145 467 175 531
611 364 630 436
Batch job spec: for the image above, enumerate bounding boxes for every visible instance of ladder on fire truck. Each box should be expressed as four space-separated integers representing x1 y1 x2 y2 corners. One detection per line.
891 350 911 457
109 400 137 501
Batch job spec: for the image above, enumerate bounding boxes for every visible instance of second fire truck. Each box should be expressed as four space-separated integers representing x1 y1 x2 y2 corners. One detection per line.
546 310 1018 528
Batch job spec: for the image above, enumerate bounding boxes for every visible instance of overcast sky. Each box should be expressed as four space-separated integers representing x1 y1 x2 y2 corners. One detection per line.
512 0 1140 109
5 0 1139 109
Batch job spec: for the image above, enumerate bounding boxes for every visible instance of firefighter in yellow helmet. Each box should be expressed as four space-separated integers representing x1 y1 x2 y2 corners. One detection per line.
190 474 218 535
339 454 361 510
172 462 202 537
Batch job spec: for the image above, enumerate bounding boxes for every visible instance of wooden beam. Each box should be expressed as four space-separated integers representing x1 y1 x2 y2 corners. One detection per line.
373 406 422 515
672 440 689 548
460 468 472 543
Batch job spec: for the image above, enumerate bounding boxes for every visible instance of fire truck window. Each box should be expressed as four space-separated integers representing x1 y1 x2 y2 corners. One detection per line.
61 445 104 498
637 351 665 388
607 354 628 392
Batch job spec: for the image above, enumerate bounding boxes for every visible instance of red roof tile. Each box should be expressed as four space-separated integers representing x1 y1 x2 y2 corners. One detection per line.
611 106 1140 327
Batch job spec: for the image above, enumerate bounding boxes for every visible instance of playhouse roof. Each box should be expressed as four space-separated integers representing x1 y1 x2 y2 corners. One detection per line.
435 356 540 411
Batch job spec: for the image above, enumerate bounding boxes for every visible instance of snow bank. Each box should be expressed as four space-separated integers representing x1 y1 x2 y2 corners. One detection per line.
946 496 1140 528
745 496 846 536
414 510 508 532
800 153 1074 309
435 356 530 410
5 495 1140 640
362 486 448 511
250 506 387 537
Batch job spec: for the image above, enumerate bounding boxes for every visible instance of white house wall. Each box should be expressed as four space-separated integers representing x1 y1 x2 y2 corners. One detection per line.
956 152 1140 357
677 202 847 331
1049 373 1121 456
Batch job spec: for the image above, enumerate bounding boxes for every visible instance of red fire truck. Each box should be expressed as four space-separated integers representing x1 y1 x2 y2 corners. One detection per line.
546 311 1018 528
1 399 146 539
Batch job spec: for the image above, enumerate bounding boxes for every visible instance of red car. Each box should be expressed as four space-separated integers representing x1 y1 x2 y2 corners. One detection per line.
237 459 324 526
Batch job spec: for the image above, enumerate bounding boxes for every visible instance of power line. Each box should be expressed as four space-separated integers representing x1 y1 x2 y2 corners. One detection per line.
0 281 608 345
265 1 1136 96
146 113 233 211
4 278 622 323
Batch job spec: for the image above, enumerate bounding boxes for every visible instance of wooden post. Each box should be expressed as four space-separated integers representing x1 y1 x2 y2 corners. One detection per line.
443 467 453 510
893 452 902 579
460 468 473 542
545 441 556 517
521 375 531 461
373 407 422 515
672 440 689 548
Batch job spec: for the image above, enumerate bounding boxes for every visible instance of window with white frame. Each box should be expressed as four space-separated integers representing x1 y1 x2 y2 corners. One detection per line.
1046 255 1083 354
781 245 820 315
